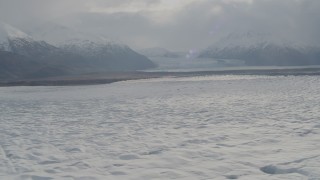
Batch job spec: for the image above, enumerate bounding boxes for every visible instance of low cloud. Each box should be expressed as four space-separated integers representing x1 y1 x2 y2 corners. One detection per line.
0 0 319 50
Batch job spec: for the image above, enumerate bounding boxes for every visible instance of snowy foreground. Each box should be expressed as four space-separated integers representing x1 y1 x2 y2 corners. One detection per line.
0 75 320 180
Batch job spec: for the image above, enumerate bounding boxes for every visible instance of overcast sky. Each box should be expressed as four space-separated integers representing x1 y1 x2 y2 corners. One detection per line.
0 0 319 51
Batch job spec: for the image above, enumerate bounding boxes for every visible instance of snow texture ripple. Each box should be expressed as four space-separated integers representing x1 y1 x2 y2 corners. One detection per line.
0 75 320 179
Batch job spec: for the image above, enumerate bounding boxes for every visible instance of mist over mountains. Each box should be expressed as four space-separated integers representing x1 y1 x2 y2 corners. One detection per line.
199 32 320 66
0 22 155 80
0 0 320 80
138 47 180 58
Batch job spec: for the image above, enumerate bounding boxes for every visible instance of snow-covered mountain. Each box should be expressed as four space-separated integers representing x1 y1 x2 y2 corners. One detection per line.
0 22 33 52
0 22 94 80
139 47 180 58
199 32 320 66
31 22 108 46
0 22 156 80
61 39 156 71
0 22 66 59
31 23 156 71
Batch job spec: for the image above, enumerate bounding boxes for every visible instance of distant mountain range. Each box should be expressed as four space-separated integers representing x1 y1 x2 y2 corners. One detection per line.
199 32 320 66
0 22 156 80
2 21 320 81
61 39 154 71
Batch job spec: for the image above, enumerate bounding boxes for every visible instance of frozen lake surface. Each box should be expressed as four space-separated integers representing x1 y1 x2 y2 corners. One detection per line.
1 75 320 179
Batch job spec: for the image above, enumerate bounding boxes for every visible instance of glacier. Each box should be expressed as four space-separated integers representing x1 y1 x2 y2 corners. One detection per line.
0 75 319 179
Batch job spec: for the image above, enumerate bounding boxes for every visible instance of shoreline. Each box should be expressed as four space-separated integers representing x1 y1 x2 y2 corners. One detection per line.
1 67 320 87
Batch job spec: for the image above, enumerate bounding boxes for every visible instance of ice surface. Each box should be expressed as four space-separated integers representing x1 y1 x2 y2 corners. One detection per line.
0 75 320 179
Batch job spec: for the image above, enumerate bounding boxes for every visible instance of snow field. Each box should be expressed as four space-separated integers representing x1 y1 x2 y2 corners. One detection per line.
0 75 320 179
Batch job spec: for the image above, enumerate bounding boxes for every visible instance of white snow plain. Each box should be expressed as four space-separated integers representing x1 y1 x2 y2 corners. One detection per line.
0 75 320 180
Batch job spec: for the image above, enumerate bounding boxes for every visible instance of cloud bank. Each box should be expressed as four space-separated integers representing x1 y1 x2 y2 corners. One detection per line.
0 0 319 50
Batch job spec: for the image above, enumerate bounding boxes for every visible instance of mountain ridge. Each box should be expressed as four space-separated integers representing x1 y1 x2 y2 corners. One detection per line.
0 22 156 80
199 32 320 66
